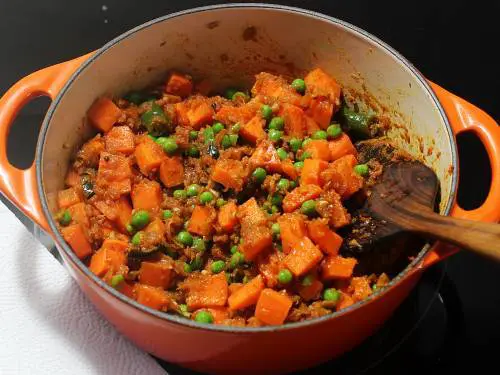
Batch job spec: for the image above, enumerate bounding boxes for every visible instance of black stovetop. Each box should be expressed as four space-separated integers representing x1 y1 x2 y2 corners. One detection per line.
1 1 500 374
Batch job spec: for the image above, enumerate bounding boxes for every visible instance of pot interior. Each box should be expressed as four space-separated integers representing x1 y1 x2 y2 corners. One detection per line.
41 6 455 243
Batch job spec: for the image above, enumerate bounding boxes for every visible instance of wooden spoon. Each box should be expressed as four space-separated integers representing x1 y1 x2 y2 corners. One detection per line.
365 161 500 262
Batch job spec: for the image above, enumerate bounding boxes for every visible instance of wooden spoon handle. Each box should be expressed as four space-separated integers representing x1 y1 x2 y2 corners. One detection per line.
396 207 500 261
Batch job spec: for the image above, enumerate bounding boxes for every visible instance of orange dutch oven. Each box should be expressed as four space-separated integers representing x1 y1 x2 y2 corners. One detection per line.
0 4 499 374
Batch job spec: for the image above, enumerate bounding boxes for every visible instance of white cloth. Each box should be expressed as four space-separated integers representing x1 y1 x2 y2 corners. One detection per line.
0 202 166 375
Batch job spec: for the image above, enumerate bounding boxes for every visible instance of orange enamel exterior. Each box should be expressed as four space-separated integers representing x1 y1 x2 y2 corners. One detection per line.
1 14 500 375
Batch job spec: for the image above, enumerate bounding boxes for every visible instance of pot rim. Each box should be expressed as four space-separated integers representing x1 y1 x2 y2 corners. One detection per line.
36 3 458 334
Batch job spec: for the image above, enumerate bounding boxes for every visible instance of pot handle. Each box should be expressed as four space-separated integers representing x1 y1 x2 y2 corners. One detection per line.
0 54 92 233
422 83 500 267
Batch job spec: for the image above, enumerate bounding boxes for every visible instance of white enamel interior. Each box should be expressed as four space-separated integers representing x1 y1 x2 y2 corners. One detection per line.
41 6 454 213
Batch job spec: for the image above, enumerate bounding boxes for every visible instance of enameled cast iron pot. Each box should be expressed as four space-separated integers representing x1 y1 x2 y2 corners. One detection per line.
1 4 499 374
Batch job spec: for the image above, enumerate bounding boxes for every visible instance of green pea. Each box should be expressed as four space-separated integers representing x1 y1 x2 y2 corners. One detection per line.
289 138 302 152
270 205 280 214
189 130 199 141
199 191 214 204
277 178 290 191
211 260 226 274
302 138 312 148
354 164 370 176
268 117 284 130
57 210 71 226
203 127 215 144
187 145 200 157
261 104 273 120
270 194 282 206
159 137 178 154
327 124 342 139
298 151 312 162
372 284 379 291
229 134 239 146
216 198 227 208
268 129 282 142
230 245 239 254
194 310 214 324
184 263 192 273
294 161 304 170
131 210 150 229
290 180 297 189
301 274 314 286
231 123 241 133
271 223 281 235
173 189 187 199
278 269 293 284
186 184 201 197
252 167 267 184
111 274 125 288
221 135 232 149
323 288 340 303
224 88 238 100
177 231 193 246
229 252 244 269
291 78 306 94
212 122 225 134
126 223 135 234
277 148 288 160
312 130 328 140
300 200 316 216
242 275 250 284
232 91 249 102
193 237 207 252
131 231 142 246
163 210 173 219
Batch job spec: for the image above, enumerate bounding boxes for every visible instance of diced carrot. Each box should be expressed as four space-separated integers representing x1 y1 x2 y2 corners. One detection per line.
184 273 228 310
304 68 342 109
322 154 364 200
338 292 355 310
64 169 80 188
131 180 162 211
188 206 216 236
105 126 135 155
165 72 193 98
139 260 173 289
229 283 244 295
256 251 284 288
217 201 238 232
282 184 322 213
89 247 109 276
304 140 332 161
317 189 351 229
351 277 372 302
307 219 343 256
240 115 266 144
211 159 247 191
67 202 89 228
145 217 166 236
328 133 357 161
248 140 282 174
186 102 214 129
58 187 81 209
281 104 306 138
159 156 184 188
255 289 293 325
305 115 321 135
283 237 323 277
77 135 105 168
114 196 132 233
134 137 165 176
300 158 328 186
134 284 171 310
306 98 334 129
280 160 299 180
251 72 301 104
89 244 126 277
238 198 272 260
119 281 136 299
238 198 267 227
298 278 324 301
87 97 122 133
61 224 92 259
96 152 132 197
102 239 128 253
321 256 358 280
214 103 259 126
278 213 307 254
194 307 230 324
228 275 265 311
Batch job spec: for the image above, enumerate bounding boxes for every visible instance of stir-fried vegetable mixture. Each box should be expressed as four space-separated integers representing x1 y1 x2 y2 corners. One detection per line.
55 68 392 326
